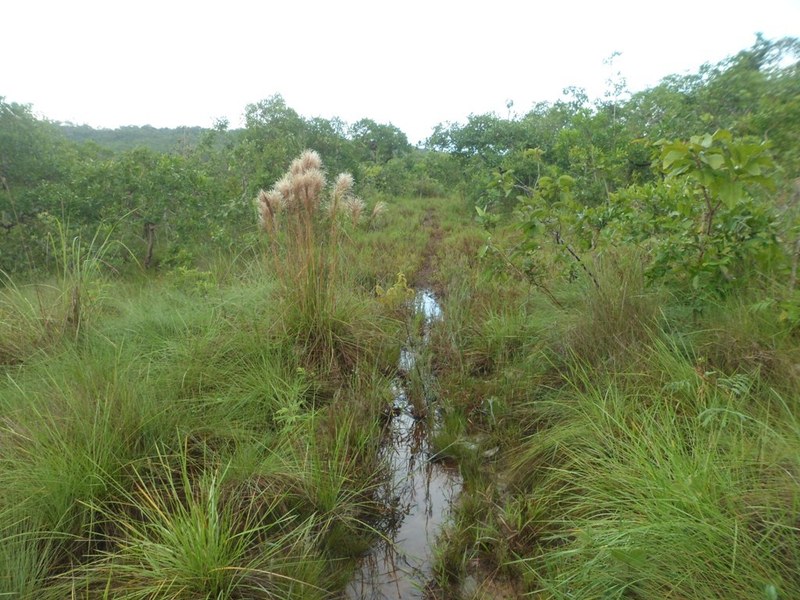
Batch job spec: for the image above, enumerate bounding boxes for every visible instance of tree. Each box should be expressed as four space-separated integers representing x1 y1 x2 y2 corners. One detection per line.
349 119 410 164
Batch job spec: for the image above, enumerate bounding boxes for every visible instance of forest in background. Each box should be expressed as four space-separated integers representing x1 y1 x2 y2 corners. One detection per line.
1 35 800 599
3 35 797 284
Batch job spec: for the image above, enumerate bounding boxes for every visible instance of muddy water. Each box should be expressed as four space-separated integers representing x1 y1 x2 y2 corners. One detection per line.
346 291 461 600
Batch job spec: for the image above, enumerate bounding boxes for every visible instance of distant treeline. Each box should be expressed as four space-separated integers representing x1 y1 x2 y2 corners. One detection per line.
58 124 211 154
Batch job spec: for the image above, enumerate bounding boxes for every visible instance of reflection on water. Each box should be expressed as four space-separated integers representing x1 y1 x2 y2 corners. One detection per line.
346 290 460 600
414 290 443 324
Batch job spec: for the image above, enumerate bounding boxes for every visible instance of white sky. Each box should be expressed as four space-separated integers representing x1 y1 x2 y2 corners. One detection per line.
3 0 799 144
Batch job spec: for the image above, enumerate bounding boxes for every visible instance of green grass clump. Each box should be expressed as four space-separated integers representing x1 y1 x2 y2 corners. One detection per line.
67 449 329 600
0 277 51 365
507 346 800 598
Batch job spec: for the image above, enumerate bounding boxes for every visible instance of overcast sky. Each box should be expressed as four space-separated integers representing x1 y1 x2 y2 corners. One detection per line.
3 0 799 144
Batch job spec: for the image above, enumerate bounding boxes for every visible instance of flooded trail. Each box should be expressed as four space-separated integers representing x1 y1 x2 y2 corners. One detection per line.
346 290 461 600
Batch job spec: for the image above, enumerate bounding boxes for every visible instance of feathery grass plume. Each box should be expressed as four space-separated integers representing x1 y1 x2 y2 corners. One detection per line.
275 174 294 208
256 151 375 375
256 188 286 279
333 172 354 203
344 197 366 227
371 201 387 219
257 188 283 233
256 189 269 228
322 199 337 220
369 201 387 229
326 172 354 223
293 168 326 216
290 149 322 176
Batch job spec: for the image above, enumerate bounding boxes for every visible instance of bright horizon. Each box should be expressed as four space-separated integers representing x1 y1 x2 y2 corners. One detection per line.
4 0 799 145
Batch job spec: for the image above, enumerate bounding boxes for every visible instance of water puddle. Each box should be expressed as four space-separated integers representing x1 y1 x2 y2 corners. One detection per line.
346 290 461 600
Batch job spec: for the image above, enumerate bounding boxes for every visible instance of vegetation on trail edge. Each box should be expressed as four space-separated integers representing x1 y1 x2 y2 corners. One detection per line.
1 36 799 598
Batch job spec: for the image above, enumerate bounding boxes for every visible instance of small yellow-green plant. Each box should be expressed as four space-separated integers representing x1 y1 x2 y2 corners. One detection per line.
375 272 415 310
170 265 216 295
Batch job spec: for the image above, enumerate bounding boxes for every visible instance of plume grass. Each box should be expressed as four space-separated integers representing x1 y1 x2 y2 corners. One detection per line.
256 151 379 375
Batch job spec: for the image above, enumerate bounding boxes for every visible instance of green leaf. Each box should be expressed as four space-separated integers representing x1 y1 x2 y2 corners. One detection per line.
713 129 733 143
662 150 686 170
745 163 763 176
701 153 725 170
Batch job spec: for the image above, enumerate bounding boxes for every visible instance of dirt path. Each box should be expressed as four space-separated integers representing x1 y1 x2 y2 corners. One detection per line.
345 204 459 600
413 208 444 291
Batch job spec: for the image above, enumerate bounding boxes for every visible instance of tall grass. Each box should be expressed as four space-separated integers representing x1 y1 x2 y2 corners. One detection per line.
255 151 384 375
562 250 661 366
0 218 123 366
507 345 800 598
62 447 330 600
0 244 396 597
0 273 52 365
0 518 57 598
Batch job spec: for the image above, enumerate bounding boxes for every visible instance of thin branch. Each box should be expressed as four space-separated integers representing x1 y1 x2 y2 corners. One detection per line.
486 240 564 309
552 230 600 289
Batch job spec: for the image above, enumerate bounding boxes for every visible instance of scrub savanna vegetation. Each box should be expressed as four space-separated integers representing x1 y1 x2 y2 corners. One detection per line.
1 36 799 598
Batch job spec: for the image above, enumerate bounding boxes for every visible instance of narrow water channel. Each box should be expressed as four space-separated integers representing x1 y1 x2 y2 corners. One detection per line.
346 290 462 600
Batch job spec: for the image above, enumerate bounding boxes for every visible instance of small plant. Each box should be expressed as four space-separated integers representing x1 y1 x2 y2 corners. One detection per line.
375 272 415 310
70 450 325 598
45 215 127 340
170 265 216 295
0 216 122 359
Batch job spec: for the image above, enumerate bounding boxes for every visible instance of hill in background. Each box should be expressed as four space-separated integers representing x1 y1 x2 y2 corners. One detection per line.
58 123 210 153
